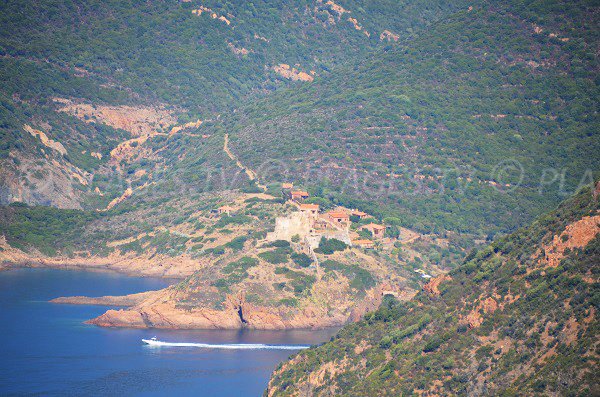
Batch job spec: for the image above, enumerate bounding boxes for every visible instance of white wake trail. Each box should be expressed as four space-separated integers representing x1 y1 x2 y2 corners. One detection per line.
142 339 310 350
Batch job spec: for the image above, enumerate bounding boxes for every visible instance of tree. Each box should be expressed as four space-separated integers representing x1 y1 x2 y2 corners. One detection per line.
315 237 347 254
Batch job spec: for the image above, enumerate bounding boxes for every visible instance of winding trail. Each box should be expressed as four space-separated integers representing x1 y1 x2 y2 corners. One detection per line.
224 134 267 191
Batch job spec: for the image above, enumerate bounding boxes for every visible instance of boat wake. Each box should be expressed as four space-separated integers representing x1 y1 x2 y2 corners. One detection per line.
142 339 310 350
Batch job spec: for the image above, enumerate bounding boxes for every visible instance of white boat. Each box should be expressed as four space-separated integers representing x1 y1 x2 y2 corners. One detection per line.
141 337 310 350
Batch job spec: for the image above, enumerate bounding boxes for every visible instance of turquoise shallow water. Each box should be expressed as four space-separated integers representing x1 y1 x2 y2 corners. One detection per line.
0 268 337 396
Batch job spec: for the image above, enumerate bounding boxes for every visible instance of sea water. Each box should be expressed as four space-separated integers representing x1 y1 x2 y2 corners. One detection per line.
0 268 337 396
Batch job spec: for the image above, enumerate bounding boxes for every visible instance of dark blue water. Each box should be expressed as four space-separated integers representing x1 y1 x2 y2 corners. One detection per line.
0 269 338 396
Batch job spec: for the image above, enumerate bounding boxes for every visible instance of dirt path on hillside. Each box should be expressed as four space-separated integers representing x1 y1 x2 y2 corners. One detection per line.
224 134 267 191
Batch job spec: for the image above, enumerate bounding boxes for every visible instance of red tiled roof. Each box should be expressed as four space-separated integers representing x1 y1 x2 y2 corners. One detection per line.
327 211 349 219
363 223 386 230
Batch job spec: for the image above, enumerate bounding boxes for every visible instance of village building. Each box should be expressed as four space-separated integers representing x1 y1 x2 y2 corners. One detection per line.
299 203 319 215
282 182 294 189
267 204 353 249
327 211 350 225
216 205 235 215
291 190 309 201
361 223 386 239
350 209 369 219
352 239 375 249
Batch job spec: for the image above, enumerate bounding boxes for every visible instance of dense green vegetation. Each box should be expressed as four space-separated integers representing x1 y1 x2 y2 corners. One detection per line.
0 0 470 211
222 0 599 235
0 202 101 256
291 252 313 268
266 183 599 396
315 237 348 254
259 247 292 264
1 0 596 242
0 0 468 110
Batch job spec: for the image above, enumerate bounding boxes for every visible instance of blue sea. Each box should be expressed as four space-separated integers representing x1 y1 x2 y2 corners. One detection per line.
0 268 337 396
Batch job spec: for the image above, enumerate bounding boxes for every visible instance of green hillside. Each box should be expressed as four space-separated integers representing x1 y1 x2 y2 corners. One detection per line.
218 0 599 235
266 182 600 396
0 0 468 209
0 0 468 110
0 1 598 256
0 1 598 394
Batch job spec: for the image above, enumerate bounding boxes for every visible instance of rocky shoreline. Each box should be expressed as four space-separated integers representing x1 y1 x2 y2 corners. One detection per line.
0 240 198 279
83 284 414 330
51 291 155 307
2 232 417 331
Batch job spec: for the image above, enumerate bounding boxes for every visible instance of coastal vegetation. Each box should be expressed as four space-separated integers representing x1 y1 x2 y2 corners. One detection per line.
266 183 600 396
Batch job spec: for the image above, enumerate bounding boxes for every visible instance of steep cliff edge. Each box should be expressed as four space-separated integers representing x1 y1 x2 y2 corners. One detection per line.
86 281 409 330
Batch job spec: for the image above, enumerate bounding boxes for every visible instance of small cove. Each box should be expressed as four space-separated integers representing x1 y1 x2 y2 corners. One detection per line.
0 268 338 396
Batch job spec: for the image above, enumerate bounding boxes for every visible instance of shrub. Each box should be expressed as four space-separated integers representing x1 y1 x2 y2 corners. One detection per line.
315 237 348 254
259 248 290 264
291 252 312 268
385 225 400 239
218 257 259 286
321 260 375 292
423 336 443 352
278 298 299 307
224 236 248 251
269 240 291 248
275 267 316 295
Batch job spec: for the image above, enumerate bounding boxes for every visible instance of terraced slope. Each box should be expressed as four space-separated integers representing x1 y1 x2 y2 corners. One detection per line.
219 0 599 235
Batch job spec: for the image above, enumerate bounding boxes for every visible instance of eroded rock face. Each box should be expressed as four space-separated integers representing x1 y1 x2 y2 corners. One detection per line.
55 99 176 137
24 124 67 155
272 64 314 82
85 280 409 330
380 29 399 41
87 291 349 330
87 304 245 329
462 296 498 329
423 274 451 296
0 123 94 208
538 215 600 268
0 154 87 209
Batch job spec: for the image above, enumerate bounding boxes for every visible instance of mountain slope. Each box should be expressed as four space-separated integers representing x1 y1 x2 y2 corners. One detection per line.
0 0 469 110
1 0 597 238
265 181 600 396
0 0 470 209
216 0 599 235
